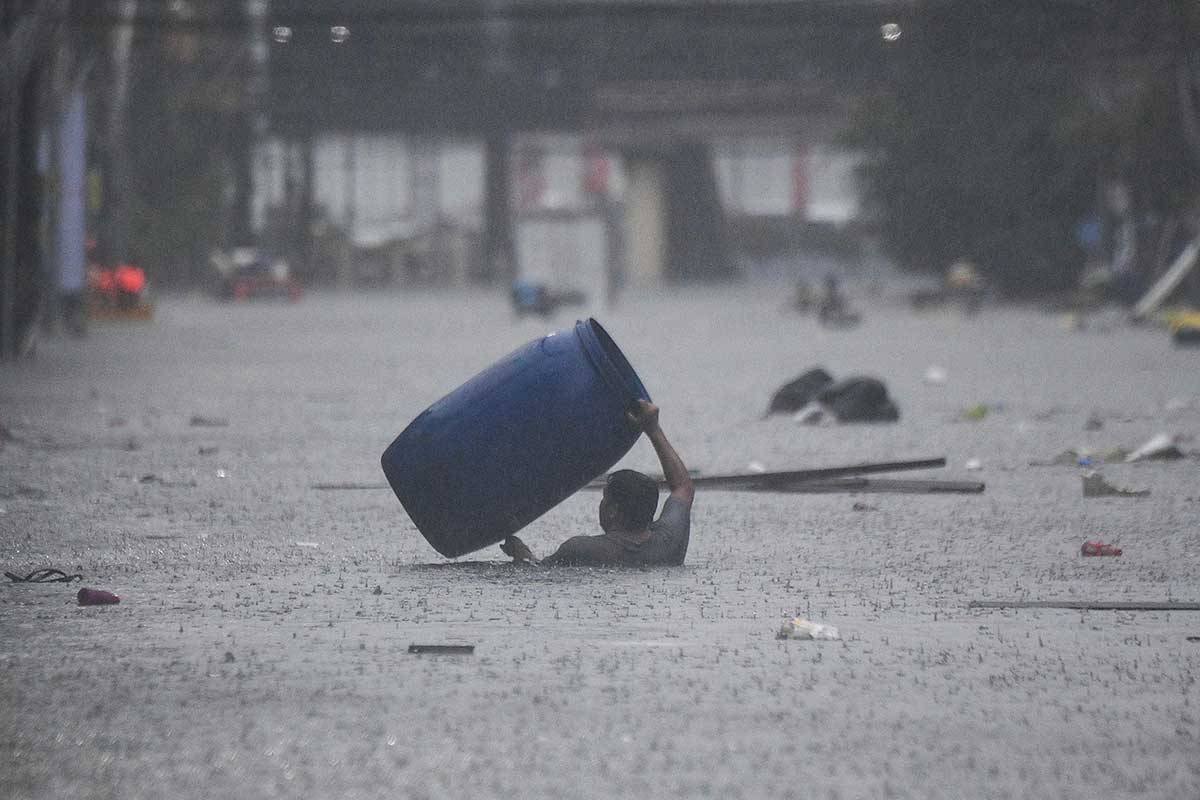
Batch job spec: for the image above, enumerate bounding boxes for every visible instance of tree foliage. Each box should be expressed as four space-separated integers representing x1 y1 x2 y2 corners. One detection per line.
844 1 1200 296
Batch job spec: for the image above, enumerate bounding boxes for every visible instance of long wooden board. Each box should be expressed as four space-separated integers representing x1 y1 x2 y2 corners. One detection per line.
756 477 984 494
582 457 947 490
970 600 1200 611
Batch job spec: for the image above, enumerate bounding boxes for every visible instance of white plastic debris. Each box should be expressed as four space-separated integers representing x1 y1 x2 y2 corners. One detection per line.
923 365 948 385
792 401 833 426
1125 433 1185 463
964 458 983 471
746 461 767 474
777 616 840 640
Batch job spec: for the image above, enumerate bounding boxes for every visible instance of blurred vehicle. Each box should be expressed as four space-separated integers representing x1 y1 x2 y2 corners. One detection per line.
87 262 153 321
210 247 302 302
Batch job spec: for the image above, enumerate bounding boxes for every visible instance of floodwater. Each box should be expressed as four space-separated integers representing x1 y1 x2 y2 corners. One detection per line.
1 286 1198 799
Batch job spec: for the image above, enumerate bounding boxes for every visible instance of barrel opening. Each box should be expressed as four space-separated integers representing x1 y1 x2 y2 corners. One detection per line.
586 318 649 402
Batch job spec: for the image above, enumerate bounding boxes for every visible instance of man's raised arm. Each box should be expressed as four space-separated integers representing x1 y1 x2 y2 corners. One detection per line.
628 400 694 504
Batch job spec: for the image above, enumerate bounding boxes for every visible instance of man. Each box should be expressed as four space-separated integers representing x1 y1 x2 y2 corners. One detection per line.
500 400 694 566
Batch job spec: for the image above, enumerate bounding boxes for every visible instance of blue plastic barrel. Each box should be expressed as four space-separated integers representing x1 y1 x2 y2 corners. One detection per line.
381 318 650 557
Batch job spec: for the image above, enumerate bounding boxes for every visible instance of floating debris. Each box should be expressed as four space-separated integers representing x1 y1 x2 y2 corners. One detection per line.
777 617 839 640
970 600 1200 611
408 644 474 655
5 568 81 583
1082 471 1149 498
1081 540 1122 557
962 403 989 421
1125 433 1186 463
77 588 120 606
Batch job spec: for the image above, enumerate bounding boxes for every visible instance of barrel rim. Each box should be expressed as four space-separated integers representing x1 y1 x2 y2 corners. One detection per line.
575 318 650 405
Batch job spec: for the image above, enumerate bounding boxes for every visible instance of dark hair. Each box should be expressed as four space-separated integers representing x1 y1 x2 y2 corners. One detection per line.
605 469 659 530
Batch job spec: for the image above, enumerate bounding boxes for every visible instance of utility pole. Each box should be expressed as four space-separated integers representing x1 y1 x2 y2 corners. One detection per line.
100 0 136 267
481 0 516 286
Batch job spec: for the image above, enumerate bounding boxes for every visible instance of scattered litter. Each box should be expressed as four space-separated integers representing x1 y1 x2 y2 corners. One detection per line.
1084 413 1104 431
923 365 948 385
776 617 840 640
189 415 229 428
962 403 989 421
223 651 236 663
408 644 474 655
215 469 229 479
1081 540 1123 556
294 541 319 548
964 458 983 471
77 587 120 606
745 461 767 473
372 585 383 595
1082 471 1149 498
851 502 877 511
5 568 82 583
1125 433 1186 463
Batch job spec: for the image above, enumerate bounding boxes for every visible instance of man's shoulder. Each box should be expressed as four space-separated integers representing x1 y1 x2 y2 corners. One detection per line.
544 534 625 565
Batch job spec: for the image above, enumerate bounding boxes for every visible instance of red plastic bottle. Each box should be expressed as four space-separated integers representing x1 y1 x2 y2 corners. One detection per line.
77 587 121 605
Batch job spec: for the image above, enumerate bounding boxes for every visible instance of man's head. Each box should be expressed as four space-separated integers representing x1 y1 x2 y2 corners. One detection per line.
599 469 659 533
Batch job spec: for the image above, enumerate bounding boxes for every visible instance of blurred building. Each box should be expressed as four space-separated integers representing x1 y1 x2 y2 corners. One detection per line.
258 0 912 291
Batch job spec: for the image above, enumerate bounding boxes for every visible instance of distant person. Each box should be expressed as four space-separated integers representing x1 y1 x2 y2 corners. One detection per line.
817 274 861 328
510 279 586 318
945 260 985 315
500 400 694 566
789 277 815 313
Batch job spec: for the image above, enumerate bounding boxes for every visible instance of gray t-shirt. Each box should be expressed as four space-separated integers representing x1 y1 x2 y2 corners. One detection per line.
541 496 692 567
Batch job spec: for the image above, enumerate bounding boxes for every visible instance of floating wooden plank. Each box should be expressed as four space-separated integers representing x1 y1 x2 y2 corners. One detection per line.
755 477 985 495
583 457 947 490
970 600 1200 611
408 644 475 654
312 482 389 490
321 458 957 496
